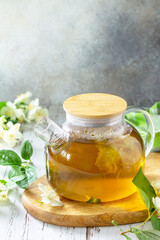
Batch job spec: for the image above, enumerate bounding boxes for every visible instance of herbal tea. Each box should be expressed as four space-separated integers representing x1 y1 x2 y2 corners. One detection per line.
46 128 145 202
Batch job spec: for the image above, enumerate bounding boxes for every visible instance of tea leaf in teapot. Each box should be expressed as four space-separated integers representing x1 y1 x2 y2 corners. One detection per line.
0 150 22 166
21 140 33 160
87 197 101 203
132 167 156 212
151 215 160 231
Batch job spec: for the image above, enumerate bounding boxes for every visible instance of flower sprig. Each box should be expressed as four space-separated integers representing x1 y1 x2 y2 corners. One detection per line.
0 117 22 147
38 184 63 207
0 180 8 201
0 140 37 201
0 92 48 147
112 168 160 240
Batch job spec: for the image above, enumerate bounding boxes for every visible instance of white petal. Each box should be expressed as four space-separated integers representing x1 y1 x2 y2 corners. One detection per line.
152 197 160 209
7 121 13 128
0 116 6 125
152 181 160 190
50 200 64 207
38 184 63 207
41 195 51 204
3 130 18 147
38 184 49 195
14 91 32 104
10 115 17 121
7 102 16 110
30 99 39 108
0 183 8 200
0 126 5 138
27 108 37 121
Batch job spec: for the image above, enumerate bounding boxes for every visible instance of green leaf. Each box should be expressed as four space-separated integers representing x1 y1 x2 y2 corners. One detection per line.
136 188 150 211
111 220 122 231
151 215 160 231
8 166 26 183
131 228 160 240
151 115 160 132
0 102 6 112
125 112 151 147
125 110 160 150
0 150 22 166
123 235 132 240
149 102 160 115
132 167 156 212
125 112 147 131
87 197 101 203
111 221 131 239
0 180 7 185
21 140 33 160
153 132 160 149
16 164 37 189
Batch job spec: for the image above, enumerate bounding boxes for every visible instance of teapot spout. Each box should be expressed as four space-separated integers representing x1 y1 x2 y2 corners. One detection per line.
35 117 74 153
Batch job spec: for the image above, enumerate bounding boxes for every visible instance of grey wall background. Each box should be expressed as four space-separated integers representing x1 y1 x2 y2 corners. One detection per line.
0 0 160 121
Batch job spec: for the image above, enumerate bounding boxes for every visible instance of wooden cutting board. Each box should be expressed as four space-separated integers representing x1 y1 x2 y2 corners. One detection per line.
22 153 160 227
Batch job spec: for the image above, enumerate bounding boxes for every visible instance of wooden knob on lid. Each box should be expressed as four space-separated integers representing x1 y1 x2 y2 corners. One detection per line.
63 93 127 119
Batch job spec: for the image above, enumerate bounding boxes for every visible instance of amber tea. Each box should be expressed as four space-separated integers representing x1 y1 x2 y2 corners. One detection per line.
46 128 145 202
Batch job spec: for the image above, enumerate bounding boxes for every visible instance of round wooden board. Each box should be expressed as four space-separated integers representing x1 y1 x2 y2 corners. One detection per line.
22 153 160 227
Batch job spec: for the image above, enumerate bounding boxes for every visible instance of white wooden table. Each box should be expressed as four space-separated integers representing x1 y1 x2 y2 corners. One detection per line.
0 129 152 240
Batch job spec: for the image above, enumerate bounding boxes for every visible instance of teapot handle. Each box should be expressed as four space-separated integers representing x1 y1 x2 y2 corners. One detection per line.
125 106 155 157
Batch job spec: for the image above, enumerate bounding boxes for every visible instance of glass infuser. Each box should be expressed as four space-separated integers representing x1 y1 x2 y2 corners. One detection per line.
35 93 155 202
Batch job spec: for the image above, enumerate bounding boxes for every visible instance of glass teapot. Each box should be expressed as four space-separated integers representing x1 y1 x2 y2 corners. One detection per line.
35 93 155 202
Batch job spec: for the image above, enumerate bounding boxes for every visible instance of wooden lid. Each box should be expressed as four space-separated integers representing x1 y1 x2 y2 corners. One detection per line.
63 93 127 119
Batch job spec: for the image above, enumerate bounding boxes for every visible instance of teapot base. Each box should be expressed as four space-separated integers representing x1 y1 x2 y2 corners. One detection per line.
47 177 137 203
22 174 149 227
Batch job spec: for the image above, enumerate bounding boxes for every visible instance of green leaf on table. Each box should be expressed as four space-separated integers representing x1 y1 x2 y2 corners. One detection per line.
16 164 37 189
87 197 101 203
132 167 156 212
130 228 160 240
21 140 33 160
8 166 26 183
151 215 160 231
0 102 6 112
0 150 22 166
